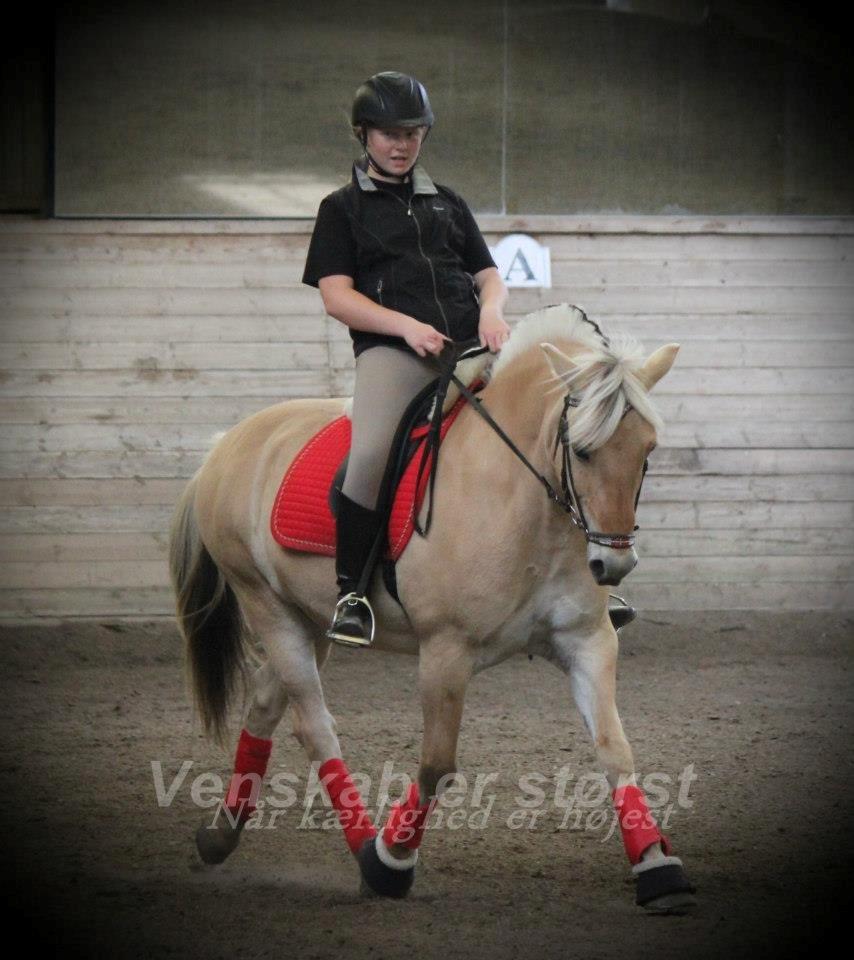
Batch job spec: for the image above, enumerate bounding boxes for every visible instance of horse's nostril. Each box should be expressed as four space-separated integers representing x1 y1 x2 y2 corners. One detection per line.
588 559 605 583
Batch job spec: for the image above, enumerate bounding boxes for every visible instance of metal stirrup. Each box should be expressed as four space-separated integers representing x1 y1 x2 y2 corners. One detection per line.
328 592 376 647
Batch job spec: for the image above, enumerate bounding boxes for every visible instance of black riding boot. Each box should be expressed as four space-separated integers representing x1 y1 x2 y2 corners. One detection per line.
326 492 384 648
608 594 637 631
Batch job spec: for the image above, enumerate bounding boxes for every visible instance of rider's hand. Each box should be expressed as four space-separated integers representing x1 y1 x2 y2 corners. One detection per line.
478 305 511 353
403 318 452 358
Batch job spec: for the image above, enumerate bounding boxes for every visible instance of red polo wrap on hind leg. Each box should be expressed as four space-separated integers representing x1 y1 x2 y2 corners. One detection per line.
225 728 273 823
612 784 672 865
383 782 434 850
319 758 377 855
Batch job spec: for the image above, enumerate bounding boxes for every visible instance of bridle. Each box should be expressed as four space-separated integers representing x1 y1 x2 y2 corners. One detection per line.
551 392 648 549
415 335 648 550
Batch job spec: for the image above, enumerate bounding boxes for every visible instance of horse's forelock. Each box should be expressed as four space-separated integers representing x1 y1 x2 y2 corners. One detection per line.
566 336 664 451
490 308 664 451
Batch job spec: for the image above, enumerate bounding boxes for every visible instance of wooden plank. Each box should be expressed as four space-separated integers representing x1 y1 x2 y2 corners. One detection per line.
0 587 175 618
4 418 854 466
0 370 330 398
0 449 849 489
539 260 854 288
4 527 852 567
0 396 294 424
619 582 854 611
0 561 169 589
628 556 854 583
0 260 306 288
4 341 851 377
602 316 854 341
1 500 853 536
1 471 850 506
2 394 850 426
0 478 188 506
0 424 233 453
636 502 854 528
476 215 854 236
505 285 854 315
0 315 327 343
2 554 850 591
0 341 328 371
542 234 854 261
650 448 854 475
662 423 854 449
2 233 851 264
0 234 313 261
4 429 853 481
0 451 210 480
642 475 854 502
3 215 852 236
0 532 167 563
636 527 854 557
4 258 854 290
345 362 854 395
0 506 174 534
0 581 850 619
4 283 854 318
13 312 851 345
0 286 323 316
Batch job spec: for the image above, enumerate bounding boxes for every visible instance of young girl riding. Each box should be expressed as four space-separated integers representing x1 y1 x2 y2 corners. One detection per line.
303 71 510 647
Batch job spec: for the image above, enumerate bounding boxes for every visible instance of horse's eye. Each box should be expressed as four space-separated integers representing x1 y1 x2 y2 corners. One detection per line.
574 447 590 462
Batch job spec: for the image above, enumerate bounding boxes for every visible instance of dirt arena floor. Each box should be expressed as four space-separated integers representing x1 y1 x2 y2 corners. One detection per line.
1 610 851 960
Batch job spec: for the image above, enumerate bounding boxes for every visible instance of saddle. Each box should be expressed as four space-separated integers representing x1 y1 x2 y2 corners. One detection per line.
271 343 490 600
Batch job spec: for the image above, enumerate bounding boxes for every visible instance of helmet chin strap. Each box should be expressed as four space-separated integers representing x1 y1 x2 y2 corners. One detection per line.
365 150 414 182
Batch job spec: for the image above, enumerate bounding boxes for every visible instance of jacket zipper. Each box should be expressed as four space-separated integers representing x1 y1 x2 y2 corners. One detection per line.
386 192 451 339
376 277 384 305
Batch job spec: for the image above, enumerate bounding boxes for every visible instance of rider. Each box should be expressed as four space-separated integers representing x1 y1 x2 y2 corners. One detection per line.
302 71 511 648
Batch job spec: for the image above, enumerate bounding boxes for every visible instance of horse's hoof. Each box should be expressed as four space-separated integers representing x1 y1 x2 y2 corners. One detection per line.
357 835 417 899
633 856 696 915
195 820 244 865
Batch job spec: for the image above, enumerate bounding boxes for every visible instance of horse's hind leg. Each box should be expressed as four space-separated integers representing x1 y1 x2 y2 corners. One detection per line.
555 627 696 913
227 587 377 867
195 657 293 864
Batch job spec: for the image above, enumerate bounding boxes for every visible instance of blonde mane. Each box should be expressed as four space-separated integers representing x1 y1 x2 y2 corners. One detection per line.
489 303 664 451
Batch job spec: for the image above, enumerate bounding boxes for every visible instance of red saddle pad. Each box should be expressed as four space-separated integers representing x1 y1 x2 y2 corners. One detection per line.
271 386 478 561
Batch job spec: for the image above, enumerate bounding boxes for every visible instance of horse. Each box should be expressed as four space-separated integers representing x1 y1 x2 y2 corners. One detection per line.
169 303 695 913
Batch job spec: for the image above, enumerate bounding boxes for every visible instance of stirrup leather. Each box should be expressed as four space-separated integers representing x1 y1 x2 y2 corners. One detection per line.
326 592 376 648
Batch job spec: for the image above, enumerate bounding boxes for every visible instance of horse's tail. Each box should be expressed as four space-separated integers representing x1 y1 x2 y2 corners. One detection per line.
169 473 245 747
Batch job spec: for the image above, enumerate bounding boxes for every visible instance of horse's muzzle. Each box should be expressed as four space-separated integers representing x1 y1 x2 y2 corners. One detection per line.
587 544 638 586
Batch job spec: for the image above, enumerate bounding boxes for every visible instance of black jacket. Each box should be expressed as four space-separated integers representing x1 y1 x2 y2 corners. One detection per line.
303 161 494 357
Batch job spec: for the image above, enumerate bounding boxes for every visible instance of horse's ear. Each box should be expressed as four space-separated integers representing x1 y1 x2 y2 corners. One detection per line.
540 342 577 381
639 343 680 391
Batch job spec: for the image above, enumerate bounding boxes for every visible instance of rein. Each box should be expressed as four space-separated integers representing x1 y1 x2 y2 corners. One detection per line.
416 336 646 550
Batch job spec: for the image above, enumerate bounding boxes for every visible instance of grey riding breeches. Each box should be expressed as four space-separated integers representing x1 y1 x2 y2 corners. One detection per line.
341 345 440 511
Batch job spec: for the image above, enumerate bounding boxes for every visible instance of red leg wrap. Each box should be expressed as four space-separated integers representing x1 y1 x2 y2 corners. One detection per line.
382 782 434 850
319 758 377 855
225 728 273 823
612 784 672 865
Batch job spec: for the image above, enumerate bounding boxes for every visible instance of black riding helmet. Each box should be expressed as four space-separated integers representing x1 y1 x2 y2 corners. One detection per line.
351 71 434 131
352 71 434 180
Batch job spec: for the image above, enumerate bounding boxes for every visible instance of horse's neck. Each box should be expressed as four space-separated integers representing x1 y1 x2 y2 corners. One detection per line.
479 349 561 453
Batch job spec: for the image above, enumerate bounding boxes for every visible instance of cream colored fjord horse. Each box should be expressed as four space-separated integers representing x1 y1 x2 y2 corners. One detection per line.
170 304 695 913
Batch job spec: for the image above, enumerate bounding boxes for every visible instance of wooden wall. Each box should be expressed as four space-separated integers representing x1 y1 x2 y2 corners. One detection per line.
1 216 852 619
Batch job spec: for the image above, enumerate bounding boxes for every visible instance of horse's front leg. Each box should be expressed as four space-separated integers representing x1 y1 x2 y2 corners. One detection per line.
358 632 473 898
556 625 696 914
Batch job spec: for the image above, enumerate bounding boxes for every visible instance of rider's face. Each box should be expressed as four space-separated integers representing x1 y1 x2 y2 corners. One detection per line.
365 125 426 175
